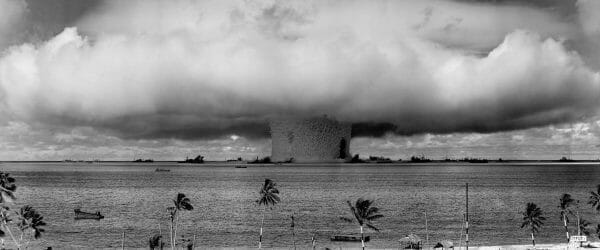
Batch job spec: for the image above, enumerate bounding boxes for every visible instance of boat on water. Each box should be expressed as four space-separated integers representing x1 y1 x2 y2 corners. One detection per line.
234 165 247 168
155 168 170 172
74 209 104 220
330 235 370 242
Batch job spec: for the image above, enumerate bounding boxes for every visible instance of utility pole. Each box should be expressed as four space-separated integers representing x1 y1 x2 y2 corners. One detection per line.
425 211 429 249
466 183 469 250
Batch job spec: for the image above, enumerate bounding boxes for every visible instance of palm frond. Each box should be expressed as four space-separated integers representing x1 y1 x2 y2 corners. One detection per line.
16 205 46 239
522 202 544 236
257 179 280 207
365 223 380 232
366 214 384 221
366 207 380 217
589 185 600 212
0 173 17 203
559 193 575 221
579 218 592 236
340 217 354 223
343 198 383 231
347 200 361 225
521 221 528 228
173 193 193 211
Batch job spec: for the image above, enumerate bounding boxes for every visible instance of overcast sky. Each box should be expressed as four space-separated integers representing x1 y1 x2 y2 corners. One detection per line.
0 0 598 161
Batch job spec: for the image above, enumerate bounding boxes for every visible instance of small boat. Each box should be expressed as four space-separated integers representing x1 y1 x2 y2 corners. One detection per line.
74 209 104 220
234 166 247 168
155 168 170 172
330 235 370 242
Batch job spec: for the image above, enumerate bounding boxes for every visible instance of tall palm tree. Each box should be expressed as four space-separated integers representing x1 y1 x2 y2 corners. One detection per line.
256 179 280 249
168 193 193 250
340 198 384 250
0 173 17 203
559 193 574 242
521 202 545 247
589 184 600 213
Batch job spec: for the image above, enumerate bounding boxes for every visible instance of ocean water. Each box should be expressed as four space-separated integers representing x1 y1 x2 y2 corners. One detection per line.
0 162 598 248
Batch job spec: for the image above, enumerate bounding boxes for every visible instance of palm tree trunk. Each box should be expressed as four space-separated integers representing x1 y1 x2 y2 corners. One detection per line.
170 216 175 250
174 213 180 248
563 214 569 242
259 208 265 249
158 222 163 249
292 228 296 250
531 232 535 247
3 223 19 249
360 225 365 250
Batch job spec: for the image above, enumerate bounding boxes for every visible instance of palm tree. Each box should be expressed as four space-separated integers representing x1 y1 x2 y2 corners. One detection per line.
0 206 18 248
521 202 545 247
290 214 296 250
149 234 165 250
0 173 16 203
589 184 600 213
168 193 193 250
16 205 46 248
577 218 591 237
256 179 280 249
559 193 574 242
340 198 384 250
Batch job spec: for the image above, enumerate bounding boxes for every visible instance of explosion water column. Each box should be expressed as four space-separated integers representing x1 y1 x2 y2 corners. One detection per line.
270 117 351 163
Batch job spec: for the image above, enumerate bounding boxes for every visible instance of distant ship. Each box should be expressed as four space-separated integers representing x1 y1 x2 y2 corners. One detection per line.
558 156 576 162
155 168 170 172
133 158 154 163
178 155 204 164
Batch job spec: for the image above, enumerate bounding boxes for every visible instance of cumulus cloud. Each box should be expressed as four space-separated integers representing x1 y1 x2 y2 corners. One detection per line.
0 0 599 140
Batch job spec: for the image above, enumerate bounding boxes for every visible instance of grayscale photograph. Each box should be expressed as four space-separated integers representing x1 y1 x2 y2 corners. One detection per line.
0 0 599 249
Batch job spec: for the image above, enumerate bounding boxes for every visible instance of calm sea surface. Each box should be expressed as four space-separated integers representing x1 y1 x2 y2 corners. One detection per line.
0 162 598 248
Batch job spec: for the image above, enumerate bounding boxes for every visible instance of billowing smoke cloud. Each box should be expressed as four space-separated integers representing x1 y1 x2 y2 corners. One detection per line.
0 0 599 140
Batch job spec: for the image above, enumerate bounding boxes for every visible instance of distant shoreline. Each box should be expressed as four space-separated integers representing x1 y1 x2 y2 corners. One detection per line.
1 160 599 164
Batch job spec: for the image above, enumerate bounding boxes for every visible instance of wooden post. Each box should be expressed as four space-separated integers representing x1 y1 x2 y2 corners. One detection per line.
159 223 163 248
577 211 580 236
425 211 429 250
458 213 464 250
465 183 469 250
121 231 125 250
192 234 196 250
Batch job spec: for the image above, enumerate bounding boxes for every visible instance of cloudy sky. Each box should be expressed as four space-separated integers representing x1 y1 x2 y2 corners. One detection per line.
0 0 599 161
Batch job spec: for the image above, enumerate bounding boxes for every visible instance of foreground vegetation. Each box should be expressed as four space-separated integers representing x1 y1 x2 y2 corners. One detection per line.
0 172 46 249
